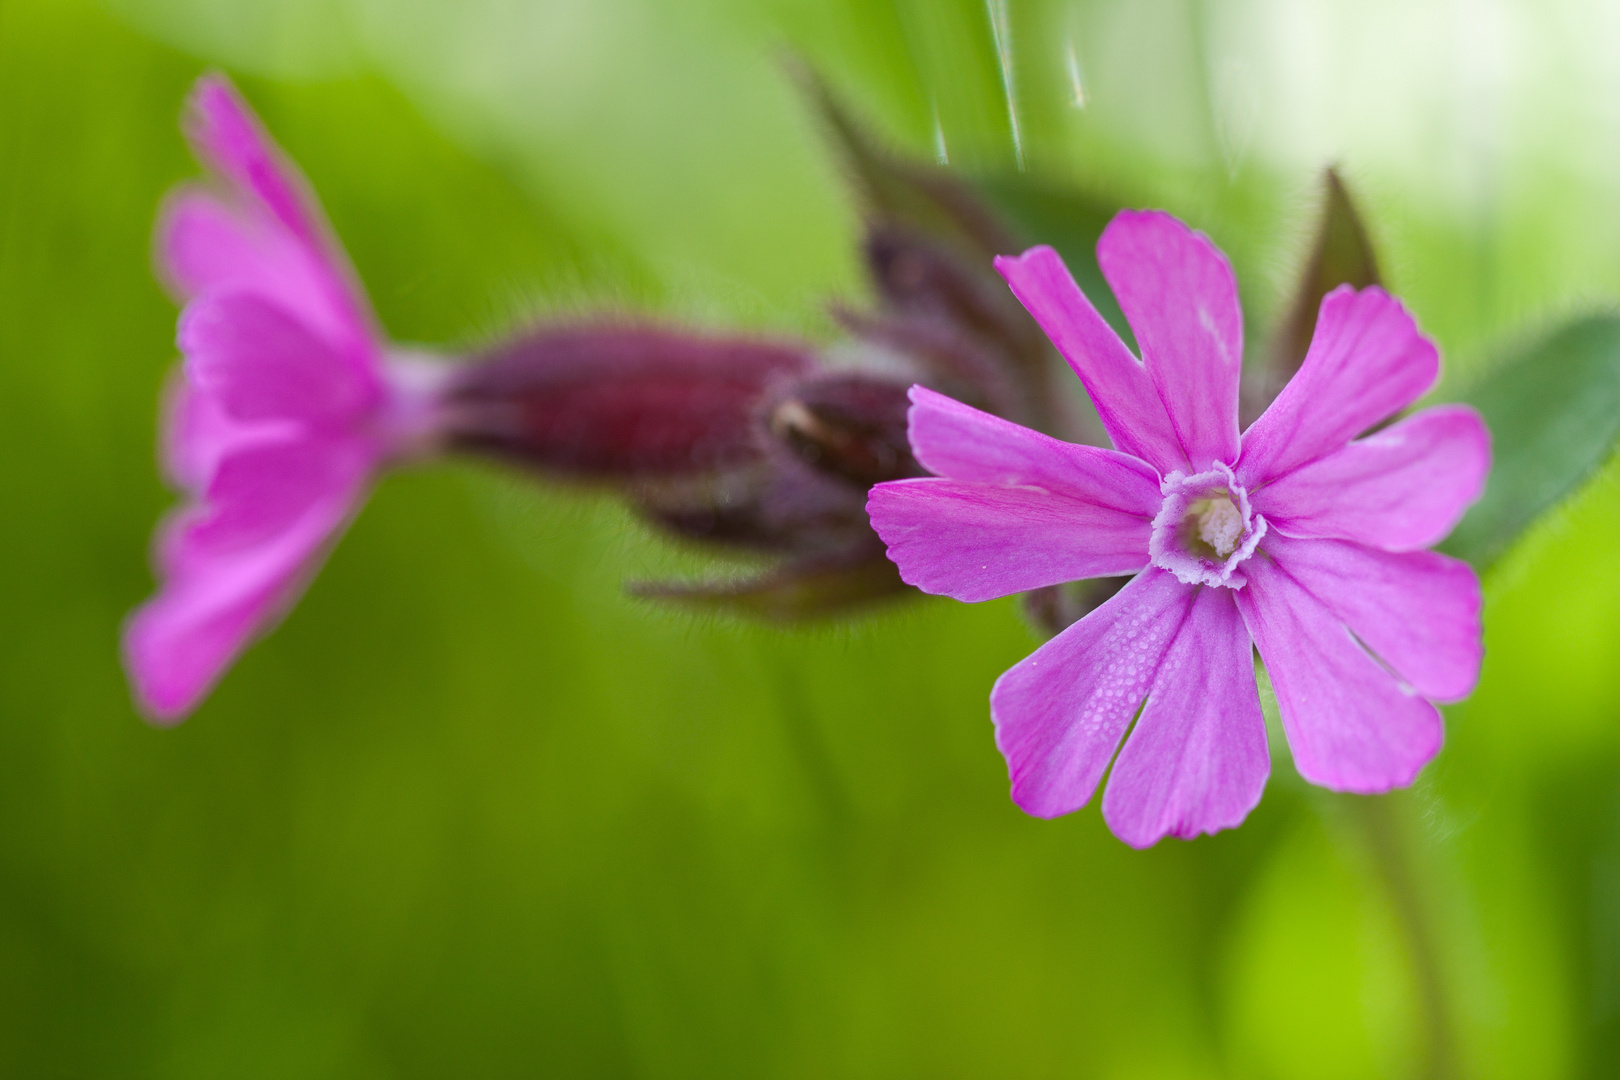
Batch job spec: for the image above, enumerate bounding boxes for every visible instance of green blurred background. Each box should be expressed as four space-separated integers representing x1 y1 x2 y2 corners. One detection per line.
3 0 1620 1075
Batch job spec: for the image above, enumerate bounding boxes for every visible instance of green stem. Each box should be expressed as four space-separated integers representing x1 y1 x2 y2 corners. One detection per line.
1339 793 1457 1080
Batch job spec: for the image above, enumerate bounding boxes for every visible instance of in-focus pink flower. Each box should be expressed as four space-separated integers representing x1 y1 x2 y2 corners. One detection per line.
868 211 1489 847
123 75 442 723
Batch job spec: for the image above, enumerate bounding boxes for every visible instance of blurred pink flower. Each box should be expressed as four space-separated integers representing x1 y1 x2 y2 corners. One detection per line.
868 211 1489 847
123 75 442 723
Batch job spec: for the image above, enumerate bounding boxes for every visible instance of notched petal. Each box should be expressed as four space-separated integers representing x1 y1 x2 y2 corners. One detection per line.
1235 550 1446 792
868 477 1151 602
1097 210 1244 470
1101 586 1268 848
1254 404 1490 551
996 245 1188 473
1240 286 1440 487
991 570 1195 819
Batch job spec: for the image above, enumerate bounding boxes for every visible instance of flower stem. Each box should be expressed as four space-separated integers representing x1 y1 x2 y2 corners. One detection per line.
1338 792 1457 1080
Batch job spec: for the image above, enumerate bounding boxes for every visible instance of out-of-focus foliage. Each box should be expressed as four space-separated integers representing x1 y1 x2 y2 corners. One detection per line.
1441 318 1620 569
3 0 1620 1077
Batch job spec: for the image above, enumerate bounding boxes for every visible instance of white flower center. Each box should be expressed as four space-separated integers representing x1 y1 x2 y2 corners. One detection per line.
1193 494 1243 558
1147 463 1268 589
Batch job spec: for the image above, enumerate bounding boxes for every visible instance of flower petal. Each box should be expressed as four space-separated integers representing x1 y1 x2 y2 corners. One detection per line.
904 385 1162 509
870 390 1159 600
158 188 362 359
990 569 1194 818
159 371 298 494
180 291 380 427
1096 210 1243 470
124 572 298 725
176 76 380 369
124 437 374 723
173 438 373 566
1234 548 1444 792
1239 285 1439 486
994 245 1188 473
1259 531 1482 703
1253 405 1489 551
1100 586 1268 848
867 479 1151 601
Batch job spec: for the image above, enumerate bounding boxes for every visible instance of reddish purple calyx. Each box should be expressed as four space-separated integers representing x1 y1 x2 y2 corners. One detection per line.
445 328 812 477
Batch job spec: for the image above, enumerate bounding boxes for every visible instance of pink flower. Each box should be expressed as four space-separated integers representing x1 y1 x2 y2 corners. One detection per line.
123 75 442 723
867 211 1489 847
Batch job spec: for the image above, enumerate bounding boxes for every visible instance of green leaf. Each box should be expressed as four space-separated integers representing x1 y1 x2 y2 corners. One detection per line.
1440 314 1620 568
1273 171 1381 374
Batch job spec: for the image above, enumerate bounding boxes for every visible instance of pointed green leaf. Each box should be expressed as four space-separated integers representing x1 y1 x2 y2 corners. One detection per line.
1272 170 1382 378
1440 315 1620 568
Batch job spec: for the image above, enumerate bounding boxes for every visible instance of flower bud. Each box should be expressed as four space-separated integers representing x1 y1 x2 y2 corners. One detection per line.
442 324 813 478
848 224 1049 429
629 447 872 555
430 77 1094 620
437 323 926 615
767 372 917 488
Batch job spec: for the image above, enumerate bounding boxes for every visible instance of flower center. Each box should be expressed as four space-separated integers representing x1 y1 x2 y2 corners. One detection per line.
1148 464 1266 589
1190 494 1243 558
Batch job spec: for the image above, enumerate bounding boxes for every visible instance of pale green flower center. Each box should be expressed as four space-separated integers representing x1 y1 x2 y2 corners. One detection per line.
1189 494 1243 558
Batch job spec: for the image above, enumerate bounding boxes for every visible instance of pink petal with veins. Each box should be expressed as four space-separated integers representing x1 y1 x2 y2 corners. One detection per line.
1235 549 1445 792
1240 285 1439 486
995 246 1188 474
1254 404 1489 552
1101 584 1267 848
126 437 373 723
868 386 1159 601
1097 211 1243 471
991 570 1196 818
